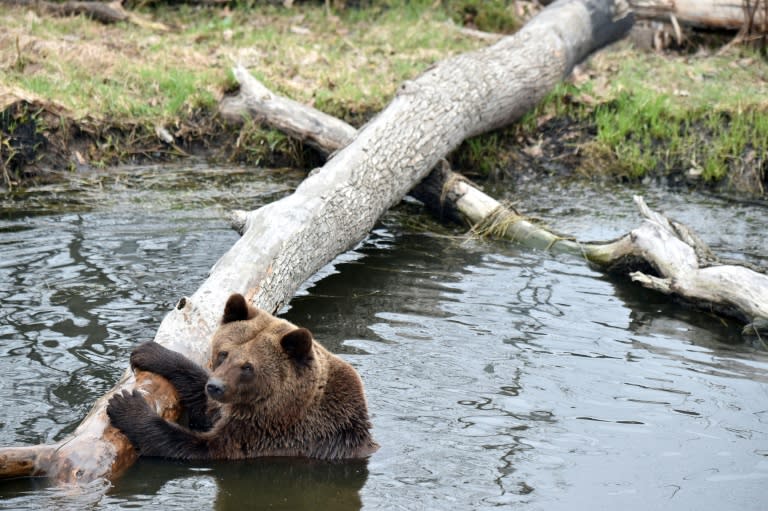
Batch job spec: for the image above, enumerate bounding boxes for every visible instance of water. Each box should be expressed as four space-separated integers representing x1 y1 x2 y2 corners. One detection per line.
0 165 766 510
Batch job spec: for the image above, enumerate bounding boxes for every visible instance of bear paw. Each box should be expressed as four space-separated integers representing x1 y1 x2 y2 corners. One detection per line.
130 341 173 374
107 389 153 432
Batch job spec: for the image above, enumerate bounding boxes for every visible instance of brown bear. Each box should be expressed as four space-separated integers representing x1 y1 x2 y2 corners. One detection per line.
106 293 378 460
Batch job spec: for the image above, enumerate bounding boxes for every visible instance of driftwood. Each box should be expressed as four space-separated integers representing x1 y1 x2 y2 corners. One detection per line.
222 66 768 333
0 0 633 484
595 197 768 326
630 0 767 31
1 0 170 31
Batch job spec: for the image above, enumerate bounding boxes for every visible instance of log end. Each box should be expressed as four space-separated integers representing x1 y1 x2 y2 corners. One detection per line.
0 444 56 479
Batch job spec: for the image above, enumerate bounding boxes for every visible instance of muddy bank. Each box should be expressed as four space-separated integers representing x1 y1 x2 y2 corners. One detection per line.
0 87 324 187
2 97 766 199
474 112 768 197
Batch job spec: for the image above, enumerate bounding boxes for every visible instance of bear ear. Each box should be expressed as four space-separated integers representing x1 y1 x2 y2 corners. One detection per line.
222 293 251 324
280 328 314 364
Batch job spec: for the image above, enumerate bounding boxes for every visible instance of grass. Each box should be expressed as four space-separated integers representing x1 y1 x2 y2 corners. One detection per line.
2 1 499 165
2 1 487 120
513 45 768 190
589 85 768 182
0 1 487 173
0 1 488 174
598 49 768 182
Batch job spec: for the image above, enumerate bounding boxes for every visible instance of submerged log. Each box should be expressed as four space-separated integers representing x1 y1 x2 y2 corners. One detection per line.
594 197 768 326
222 65 768 331
0 0 633 484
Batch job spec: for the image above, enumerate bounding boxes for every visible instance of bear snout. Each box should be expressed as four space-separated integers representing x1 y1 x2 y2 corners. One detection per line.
206 378 226 401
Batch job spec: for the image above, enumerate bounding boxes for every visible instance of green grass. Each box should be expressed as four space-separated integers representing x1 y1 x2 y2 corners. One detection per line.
589 88 767 181
592 90 673 177
517 47 768 187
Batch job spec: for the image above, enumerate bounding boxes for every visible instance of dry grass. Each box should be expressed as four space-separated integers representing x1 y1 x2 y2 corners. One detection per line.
0 4 484 122
0 2 487 178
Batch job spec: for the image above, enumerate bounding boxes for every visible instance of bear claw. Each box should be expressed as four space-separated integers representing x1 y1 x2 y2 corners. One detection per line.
107 389 152 427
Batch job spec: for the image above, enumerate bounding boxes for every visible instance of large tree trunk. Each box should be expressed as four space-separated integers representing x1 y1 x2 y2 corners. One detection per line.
221 65 572 249
221 66 768 332
0 0 633 484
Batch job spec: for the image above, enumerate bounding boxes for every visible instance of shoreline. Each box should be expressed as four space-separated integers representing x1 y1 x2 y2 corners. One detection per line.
1 2 766 197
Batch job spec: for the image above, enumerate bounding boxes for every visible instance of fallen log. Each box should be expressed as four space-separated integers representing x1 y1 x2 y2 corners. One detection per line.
0 0 633 484
1 0 171 31
629 0 767 31
588 197 768 326
220 65 573 249
222 67 768 333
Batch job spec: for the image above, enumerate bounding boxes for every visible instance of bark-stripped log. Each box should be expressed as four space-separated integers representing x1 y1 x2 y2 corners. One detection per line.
1 0 170 30
0 0 633 484
630 0 767 30
223 69 768 331
601 197 768 327
220 66 569 246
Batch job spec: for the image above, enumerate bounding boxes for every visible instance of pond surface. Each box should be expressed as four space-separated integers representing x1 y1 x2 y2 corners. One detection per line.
0 164 766 510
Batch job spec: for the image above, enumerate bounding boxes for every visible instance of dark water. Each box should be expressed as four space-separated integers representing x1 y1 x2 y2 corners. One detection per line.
0 165 766 510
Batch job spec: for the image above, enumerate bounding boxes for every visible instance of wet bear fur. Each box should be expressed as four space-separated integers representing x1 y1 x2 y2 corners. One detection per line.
106 293 378 460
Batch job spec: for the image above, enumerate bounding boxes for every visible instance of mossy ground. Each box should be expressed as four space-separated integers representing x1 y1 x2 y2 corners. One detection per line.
1 0 766 196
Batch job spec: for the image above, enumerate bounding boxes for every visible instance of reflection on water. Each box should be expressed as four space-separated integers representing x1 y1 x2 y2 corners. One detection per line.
105 458 369 511
0 458 368 511
1 169 767 510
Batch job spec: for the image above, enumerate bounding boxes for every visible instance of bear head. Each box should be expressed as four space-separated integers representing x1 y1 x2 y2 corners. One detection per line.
206 293 329 422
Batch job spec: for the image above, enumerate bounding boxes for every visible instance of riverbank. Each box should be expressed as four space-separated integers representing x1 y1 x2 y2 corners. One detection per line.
1 1 766 196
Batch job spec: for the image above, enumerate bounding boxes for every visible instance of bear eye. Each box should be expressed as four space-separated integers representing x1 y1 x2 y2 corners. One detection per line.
241 363 254 378
215 351 228 367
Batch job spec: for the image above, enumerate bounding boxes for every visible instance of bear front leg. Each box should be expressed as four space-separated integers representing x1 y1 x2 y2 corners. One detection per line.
130 341 213 431
107 390 211 460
